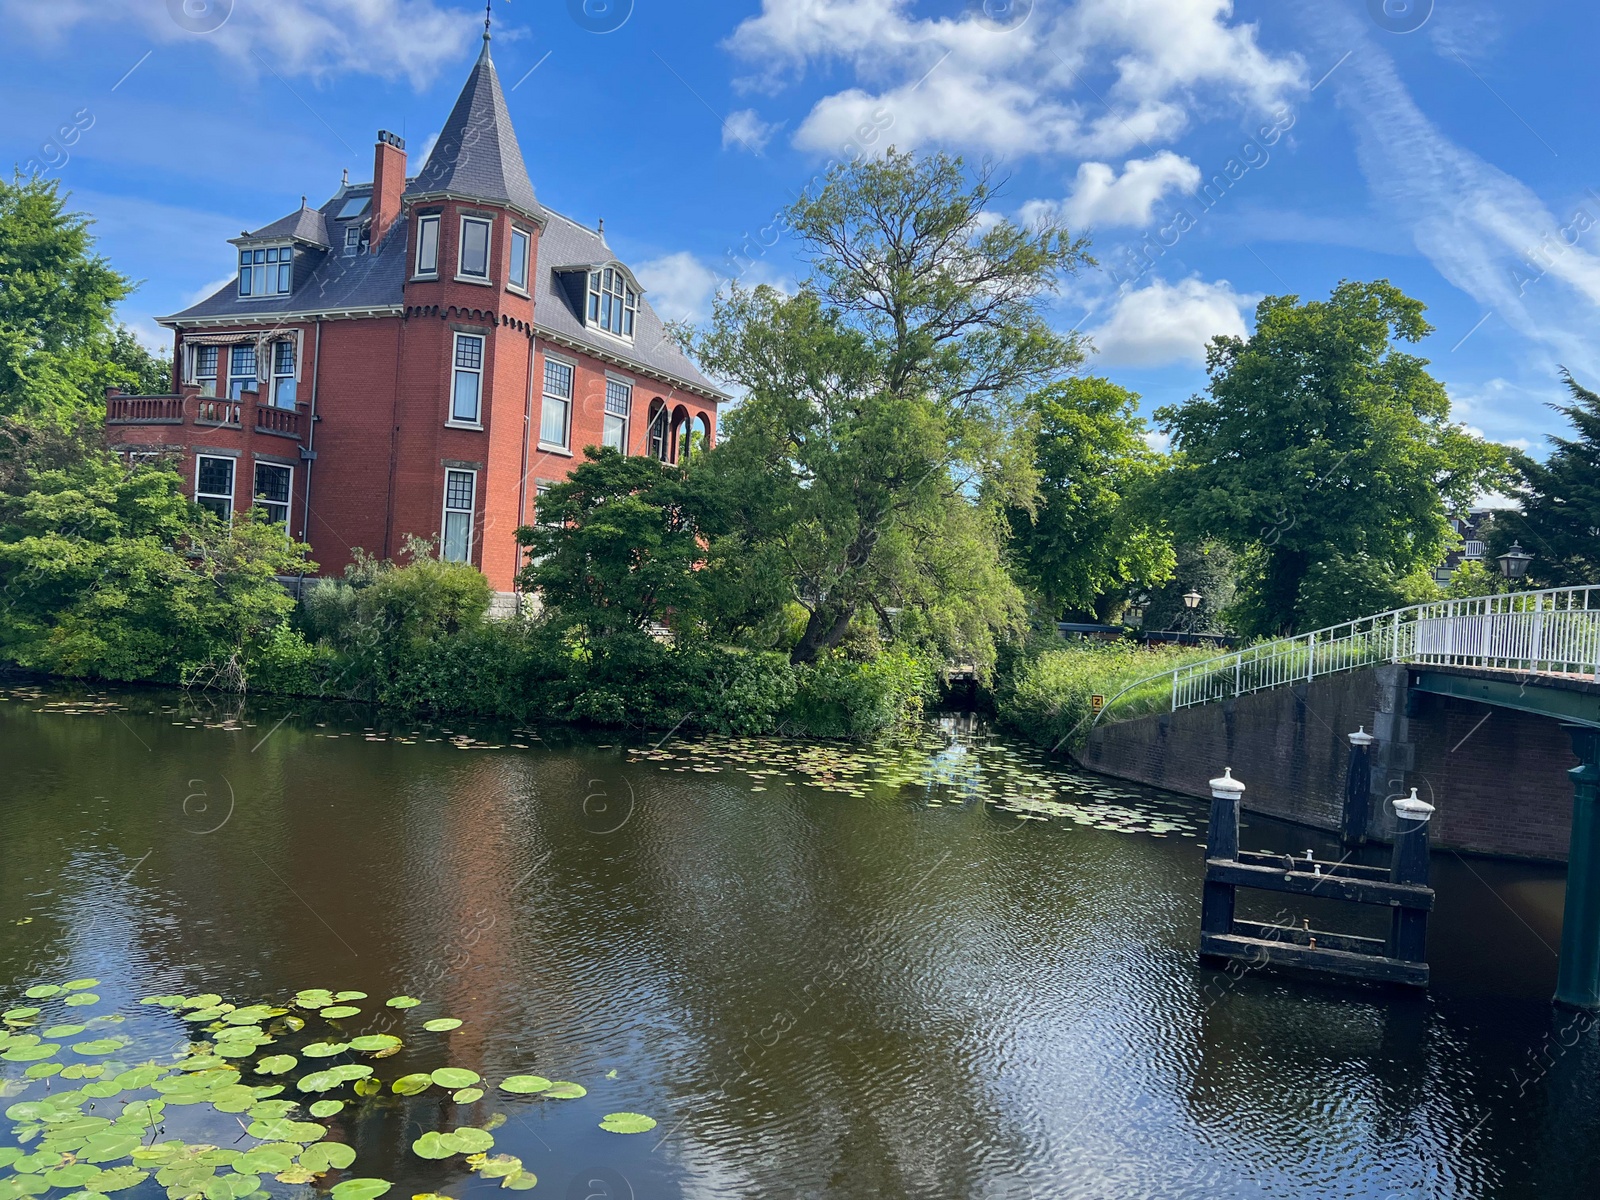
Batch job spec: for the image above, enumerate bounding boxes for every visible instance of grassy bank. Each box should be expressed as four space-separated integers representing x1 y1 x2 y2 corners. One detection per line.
994 641 1226 754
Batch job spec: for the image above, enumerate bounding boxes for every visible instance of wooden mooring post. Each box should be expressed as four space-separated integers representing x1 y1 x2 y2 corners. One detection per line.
1341 727 1375 847
1199 768 1435 988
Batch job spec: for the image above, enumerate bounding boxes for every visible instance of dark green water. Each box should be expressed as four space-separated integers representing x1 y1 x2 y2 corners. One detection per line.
1 682 1597 1199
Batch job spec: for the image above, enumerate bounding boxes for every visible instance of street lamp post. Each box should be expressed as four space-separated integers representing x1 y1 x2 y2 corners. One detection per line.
1497 541 1534 584
1181 590 1203 640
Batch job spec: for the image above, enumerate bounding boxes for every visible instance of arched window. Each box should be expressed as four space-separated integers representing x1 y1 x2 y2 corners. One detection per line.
691 413 713 459
668 406 691 464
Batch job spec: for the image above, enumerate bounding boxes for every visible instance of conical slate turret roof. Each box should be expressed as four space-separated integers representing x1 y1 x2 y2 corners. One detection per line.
404 34 541 219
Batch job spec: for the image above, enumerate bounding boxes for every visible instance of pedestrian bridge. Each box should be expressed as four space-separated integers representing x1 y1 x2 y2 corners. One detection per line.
1085 585 1600 1011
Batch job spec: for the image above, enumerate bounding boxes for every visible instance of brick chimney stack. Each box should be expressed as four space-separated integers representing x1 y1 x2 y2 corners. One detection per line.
371 130 407 249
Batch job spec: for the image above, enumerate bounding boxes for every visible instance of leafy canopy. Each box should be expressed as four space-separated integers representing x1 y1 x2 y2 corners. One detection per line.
695 149 1089 672
1157 280 1505 634
1493 370 1600 587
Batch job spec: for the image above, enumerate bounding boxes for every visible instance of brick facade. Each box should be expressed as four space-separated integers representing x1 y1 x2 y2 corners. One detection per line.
106 39 721 597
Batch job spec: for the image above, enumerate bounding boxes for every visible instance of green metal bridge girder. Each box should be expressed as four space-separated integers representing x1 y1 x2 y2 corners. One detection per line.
1410 669 1600 729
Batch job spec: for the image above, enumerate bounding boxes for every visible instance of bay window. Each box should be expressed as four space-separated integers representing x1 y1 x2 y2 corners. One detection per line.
459 216 491 280
442 469 476 563
452 333 484 424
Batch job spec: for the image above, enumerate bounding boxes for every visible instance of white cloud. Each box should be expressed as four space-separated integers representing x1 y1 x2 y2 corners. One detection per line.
1028 151 1201 230
722 109 779 154
726 0 1303 160
0 0 476 87
635 252 724 324
1087 276 1254 367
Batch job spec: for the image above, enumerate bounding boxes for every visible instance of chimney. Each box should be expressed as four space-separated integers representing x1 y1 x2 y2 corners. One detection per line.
371 130 407 249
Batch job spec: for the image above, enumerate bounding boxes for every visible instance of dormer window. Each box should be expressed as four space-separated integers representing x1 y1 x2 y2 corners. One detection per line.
343 225 364 256
588 268 636 338
238 245 294 298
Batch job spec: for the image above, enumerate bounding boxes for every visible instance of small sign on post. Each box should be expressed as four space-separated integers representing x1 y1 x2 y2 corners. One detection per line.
1091 694 1105 715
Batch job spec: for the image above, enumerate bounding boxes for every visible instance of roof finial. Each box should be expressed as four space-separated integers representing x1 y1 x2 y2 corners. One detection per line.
484 0 493 43
598 217 605 237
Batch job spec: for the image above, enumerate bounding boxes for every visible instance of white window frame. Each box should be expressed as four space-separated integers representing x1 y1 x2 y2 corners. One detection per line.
539 353 574 451
228 344 258 400
457 215 493 283
252 461 294 526
415 214 441 277
602 374 632 454
441 468 477 563
194 345 219 397
508 226 531 294
270 340 297 409
195 454 236 521
237 243 294 299
343 225 363 256
450 332 485 427
1464 541 1486 560
587 266 637 340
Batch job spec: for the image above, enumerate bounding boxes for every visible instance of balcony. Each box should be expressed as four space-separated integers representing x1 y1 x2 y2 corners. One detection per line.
106 387 304 442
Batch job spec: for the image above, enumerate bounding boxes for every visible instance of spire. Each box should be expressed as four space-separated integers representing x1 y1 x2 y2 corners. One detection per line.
404 21 540 219
484 0 492 44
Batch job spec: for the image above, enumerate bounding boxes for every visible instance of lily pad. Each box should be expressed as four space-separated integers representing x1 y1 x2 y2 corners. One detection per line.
71 1039 126 1056
62 979 100 991
298 1142 356 1174
88 1167 148 1192
348 1035 401 1053
181 994 223 1010
300 1042 348 1058
391 1074 432 1096
410 1132 454 1161
43 1024 88 1038
320 1006 361 1020
430 1068 479 1089
23 1061 61 1078
353 1078 381 1098
599 1112 657 1134
232 1148 294 1175
81 1132 142 1162
62 994 100 1008
139 996 186 1008
253 1055 297 1076
2 1042 59 1062
334 991 367 1002
449 1128 494 1154
245 1118 326 1143
295 1071 342 1094
329 1180 391 1200
476 1155 523 1180
542 1081 587 1100
308 1100 344 1118
451 1087 483 1104
3 1007 42 1020
500 1172 539 1191
498 1076 551 1095
384 997 420 1010
221 1006 277 1026
422 1018 462 1033
245 1101 298 1121
23 986 61 1000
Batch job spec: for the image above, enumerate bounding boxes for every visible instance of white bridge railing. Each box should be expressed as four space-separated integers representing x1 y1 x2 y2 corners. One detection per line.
1107 587 1600 722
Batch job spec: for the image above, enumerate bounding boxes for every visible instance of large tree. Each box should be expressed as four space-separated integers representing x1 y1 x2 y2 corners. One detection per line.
1491 371 1600 587
0 174 169 423
1156 280 1505 634
696 149 1088 671
1008 376 1174 622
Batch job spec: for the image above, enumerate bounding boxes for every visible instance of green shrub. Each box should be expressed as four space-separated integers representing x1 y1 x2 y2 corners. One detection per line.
785 647 937 739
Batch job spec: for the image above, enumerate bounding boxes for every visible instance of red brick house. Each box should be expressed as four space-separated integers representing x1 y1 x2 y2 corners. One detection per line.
106 30 723 607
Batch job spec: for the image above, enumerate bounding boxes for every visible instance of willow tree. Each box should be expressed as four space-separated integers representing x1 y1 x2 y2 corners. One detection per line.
696 150 1088 672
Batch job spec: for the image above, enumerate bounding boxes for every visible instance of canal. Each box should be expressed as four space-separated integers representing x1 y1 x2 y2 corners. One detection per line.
1 683 1596 1198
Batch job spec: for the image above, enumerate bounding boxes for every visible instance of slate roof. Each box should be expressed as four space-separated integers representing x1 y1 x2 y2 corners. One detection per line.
240 202 330 248
404 35 541 220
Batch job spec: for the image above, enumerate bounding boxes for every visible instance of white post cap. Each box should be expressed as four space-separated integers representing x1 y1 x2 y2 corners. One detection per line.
1209 767 1246 800
1348 726 1375 747
1392 788 1436 822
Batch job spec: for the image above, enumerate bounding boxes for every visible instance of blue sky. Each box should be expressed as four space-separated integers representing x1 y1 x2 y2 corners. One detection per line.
2 0 1594 458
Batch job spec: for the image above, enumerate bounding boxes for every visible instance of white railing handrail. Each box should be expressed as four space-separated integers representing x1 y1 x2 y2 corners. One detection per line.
1092 584 1600 728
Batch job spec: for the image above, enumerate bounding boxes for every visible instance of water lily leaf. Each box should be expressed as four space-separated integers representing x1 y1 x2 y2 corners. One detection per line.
298 1142 356 1174
320 1006 361 1021
383 997 420 1010
449 1128 494 1155
72 1039 126 1056
274 1167 318 1185
88 1167 147 1192
119 1100 165 1124
61 979 98 991
281 1015 305 1033
0 1178 50 1199
233 1148 294 1175
352 1079 381 1097
308 1100 343 1118
81 1132 142 1162
209 1086 260 1113
3 1008 42 1020
329 1179 391 1200
542 1082 586 1099
181 995 223 1010
296 1071 340 1094
25 1062 61 1078
253 1055 297 1076
410 1133 454 1161
245 1119 325 1142
114 1065 166 1089
421 1019 461 1033
429 1068 478 1089
476 1155 522 1180
23 987 61 1000
3 1042 59 1062
62 994 100 1008
221 1007 276 1026
60 1063 104 1080
43 1025 88 1038
348 1035 401 1053
451 1088 483 1104
326 1064 373 1083
391 1074 432 1096
333 992 367 1002
499 1171 538 1191
599 1112 657 1134
202 1172 260 1200
498 1076 551 1095
244 1101 297 1121
44 1163 103 1188
140 996 186 1008
181 1007 227 1022
300 1042 347 1059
